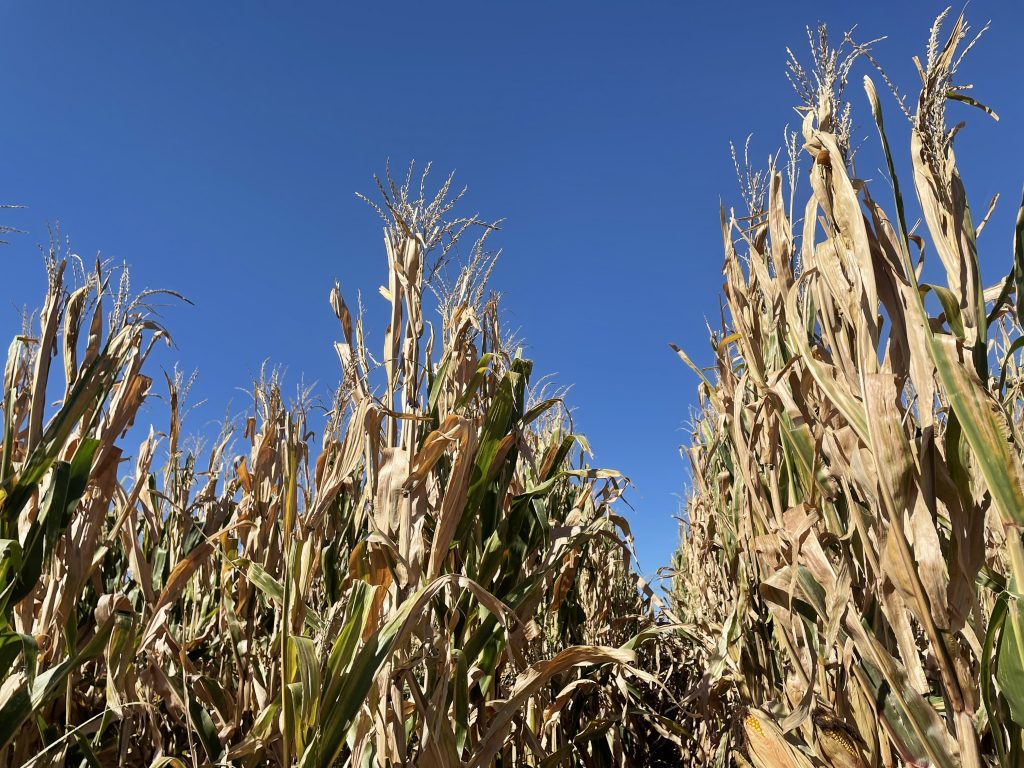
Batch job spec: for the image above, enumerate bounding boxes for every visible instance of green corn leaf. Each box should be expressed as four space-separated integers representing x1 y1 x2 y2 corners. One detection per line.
3 437 99 610
997 592 1024 729
982 592 1012 764
1014 187 1024 327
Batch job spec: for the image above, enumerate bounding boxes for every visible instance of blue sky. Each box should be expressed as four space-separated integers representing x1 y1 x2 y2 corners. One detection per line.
1 2 1022 583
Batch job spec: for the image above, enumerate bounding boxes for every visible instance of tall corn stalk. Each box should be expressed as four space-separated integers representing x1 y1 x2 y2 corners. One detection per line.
0 168 680 765
673 10 1024 767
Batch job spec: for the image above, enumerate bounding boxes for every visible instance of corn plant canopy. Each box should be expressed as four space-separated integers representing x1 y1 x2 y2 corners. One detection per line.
672 8 1024 768
0 163 683 766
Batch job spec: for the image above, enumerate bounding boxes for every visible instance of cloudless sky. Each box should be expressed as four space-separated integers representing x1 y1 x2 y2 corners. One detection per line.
1 2 1023 585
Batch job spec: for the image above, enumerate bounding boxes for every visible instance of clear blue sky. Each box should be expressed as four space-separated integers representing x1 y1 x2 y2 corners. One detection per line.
1 2 1022 583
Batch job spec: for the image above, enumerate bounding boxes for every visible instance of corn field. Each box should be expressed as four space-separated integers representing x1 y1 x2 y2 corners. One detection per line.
672 9 1024 768
0 164 689 766
4 7 1024 768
